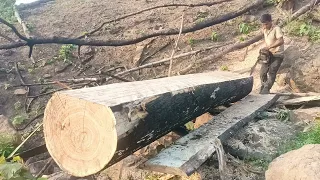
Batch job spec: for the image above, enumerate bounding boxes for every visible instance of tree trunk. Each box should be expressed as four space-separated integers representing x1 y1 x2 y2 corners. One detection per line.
43 71 253 177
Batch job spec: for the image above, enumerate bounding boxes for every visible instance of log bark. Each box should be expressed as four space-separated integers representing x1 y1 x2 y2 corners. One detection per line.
43 71 253 177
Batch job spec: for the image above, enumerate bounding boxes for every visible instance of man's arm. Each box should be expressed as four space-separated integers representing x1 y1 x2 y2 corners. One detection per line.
266 37 284 49
266 26 284 50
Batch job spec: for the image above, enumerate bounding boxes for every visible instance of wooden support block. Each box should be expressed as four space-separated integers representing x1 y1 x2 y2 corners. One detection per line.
141 94 279 176
281 96 320 106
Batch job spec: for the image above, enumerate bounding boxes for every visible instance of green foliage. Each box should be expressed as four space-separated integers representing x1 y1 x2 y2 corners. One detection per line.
286 21 320 42
211 31 218 41
0 160 47 180
12 115 26 126
26 23 35 32
187 38 195 46
58 44 76 63
27 68 35 74
185 121 195 131
245 157 270 170
239 36 245 42
277 123 320 156
275 109 290 122
239 22 257 35
14 101 22 111
0 0 16 23
4 83 11 90
0 135 15 158
266 0 284 6
195 11 209 24
220 65 229 71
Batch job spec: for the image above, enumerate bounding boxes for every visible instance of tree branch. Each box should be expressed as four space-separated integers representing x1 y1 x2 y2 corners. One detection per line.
77 0 233 39
0 18 28 41
0 0 263 52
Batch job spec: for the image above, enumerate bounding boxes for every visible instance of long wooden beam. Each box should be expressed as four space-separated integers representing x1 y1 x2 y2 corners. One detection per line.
43 71 253 177
141 94 278 176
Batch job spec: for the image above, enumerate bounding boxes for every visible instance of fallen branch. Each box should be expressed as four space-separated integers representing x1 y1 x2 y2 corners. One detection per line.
14 62 32 113
139 39 172 66
16 113 44 131
77 0 233 39
106 42 231 81
35 158 53 178
168 12 185 77
0 0 264 55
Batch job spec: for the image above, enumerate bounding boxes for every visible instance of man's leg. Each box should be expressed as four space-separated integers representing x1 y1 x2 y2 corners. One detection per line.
260 63 269 94
265 56 284 92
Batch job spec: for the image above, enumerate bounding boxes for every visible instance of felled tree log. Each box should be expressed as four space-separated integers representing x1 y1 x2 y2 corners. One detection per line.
43 71 253 177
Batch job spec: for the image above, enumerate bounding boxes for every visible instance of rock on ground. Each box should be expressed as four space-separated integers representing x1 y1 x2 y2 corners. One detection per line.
266 144 320 180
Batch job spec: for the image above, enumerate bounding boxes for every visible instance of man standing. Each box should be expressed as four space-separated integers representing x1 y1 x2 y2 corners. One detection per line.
259 14 284 94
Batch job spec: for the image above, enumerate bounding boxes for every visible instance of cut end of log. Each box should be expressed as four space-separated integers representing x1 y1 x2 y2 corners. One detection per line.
43 93 117 177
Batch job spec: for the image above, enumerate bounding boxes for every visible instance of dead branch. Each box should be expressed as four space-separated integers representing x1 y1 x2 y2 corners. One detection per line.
35 158 53 178
77 0 233 39
168 12 185 77
139 39 172 66
14 62 31 113
16 113 44 131
0 0 263 55
106 42 232 81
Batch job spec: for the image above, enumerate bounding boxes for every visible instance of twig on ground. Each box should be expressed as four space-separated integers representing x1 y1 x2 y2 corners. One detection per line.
168 12 185 77
35 158 53 178
14 62 32 113
139 39 172 66
16 113 44 131
55 63 72 74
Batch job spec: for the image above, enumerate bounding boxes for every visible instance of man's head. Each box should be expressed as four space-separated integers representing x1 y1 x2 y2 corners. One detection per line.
260 14 272 30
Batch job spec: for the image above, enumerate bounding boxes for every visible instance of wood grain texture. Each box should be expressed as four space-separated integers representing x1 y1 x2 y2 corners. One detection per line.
142 94 279 176
43 71 253 177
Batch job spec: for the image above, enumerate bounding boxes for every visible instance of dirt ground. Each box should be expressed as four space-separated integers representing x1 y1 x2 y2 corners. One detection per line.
0 0 319 179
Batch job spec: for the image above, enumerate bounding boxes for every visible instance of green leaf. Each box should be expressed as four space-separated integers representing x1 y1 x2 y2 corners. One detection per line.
12 115 27 126
185 122 194 131
0 163 23 179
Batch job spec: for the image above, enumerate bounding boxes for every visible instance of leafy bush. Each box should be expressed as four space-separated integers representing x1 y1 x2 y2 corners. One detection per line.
239 22 258 35
211 31 218 41
0 0 16 23
286 21 320 42
58 44 76 63
277 123 320 156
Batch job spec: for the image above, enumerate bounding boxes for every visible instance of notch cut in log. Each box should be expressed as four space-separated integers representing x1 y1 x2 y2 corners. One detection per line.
43 71 253 177
142 94 279 176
